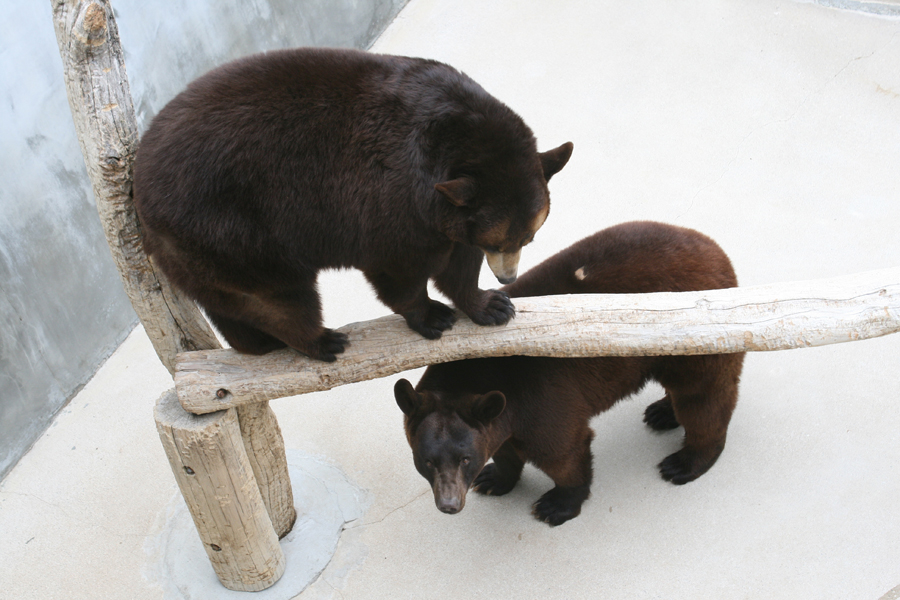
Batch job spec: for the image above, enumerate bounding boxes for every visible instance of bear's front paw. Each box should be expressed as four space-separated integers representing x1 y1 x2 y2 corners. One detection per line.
532 485 590 527
644 396 680 431
473 464 519 496
405 300 457 340
308 329 350 362
468 290 515 326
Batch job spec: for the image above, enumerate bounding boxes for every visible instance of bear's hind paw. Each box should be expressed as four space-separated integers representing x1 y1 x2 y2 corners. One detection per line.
644 396 680 431
532 485 590 527
307 329 350 362
658 444 723 485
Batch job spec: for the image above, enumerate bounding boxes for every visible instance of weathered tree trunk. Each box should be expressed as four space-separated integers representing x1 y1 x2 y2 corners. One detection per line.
51 0 219 373
52 0 296 586
175 267 900 414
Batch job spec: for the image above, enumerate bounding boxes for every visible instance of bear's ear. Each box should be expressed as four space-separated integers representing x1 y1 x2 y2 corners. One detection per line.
539 141 574 181
394 379 421 416
434 177 476 207
471 391 506 425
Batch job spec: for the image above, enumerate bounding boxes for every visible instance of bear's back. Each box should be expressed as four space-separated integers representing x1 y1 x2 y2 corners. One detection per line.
133 47 534 272
503 220 737 299
134 49 427 244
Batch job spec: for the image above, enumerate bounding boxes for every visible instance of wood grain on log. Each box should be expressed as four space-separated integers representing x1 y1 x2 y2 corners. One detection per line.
155 390 286 592
237 402 297 538
51 0 219 373
176 267 900 414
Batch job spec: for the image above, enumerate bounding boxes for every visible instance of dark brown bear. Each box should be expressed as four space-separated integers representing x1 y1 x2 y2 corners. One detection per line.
395 221 745 526
133 47 572 361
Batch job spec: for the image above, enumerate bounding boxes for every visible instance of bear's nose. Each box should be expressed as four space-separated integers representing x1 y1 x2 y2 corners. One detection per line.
437 497 461 514
497 275 517 285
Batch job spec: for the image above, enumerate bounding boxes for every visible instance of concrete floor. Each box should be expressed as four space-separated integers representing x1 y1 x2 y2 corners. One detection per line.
2 1 900 598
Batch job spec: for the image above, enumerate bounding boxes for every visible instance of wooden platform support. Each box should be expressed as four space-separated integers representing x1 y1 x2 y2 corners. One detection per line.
52 0 294 589
155 390 286 592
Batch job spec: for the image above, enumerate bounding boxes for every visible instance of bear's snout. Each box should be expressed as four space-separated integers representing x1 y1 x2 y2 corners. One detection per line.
484 249 521 284
432 470 468 515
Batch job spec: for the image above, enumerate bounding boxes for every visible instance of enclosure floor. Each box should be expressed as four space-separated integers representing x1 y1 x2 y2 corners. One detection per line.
3 1 900 599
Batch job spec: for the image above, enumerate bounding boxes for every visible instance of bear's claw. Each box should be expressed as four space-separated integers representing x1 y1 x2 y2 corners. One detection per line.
469 289 515 326
408 300 457 340
532 485 590 527
310 329 350 362
658 444 723 485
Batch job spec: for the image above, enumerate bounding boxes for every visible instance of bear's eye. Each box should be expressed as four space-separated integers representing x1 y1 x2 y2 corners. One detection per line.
425 461 434 469
461 457 470 466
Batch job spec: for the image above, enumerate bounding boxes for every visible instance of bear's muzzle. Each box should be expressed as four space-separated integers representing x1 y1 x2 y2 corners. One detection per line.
484 249 520 285
432 468 468 514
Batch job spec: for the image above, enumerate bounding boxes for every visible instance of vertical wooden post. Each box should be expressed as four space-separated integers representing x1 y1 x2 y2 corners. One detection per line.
155 391 286 592
51 0 296 586
238 402 298 537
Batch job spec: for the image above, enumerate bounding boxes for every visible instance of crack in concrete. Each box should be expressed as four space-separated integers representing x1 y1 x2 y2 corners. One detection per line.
346 489 429 530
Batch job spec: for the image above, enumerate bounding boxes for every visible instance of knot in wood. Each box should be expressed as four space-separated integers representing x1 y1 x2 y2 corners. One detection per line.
83 3 107 33
73 2 108 47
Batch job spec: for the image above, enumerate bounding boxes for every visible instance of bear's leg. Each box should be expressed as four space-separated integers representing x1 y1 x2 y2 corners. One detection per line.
433 244 515 327
473 441 524 496
660 377 739 485
205 310 288 355
196 282 348 362
532 429 594 526
364 271 456 339
643 394 681 431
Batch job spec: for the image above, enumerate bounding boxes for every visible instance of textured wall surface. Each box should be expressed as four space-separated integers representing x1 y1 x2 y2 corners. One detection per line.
0 0 408 479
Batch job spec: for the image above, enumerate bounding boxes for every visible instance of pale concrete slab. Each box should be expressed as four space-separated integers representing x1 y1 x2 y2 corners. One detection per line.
1 1 899 599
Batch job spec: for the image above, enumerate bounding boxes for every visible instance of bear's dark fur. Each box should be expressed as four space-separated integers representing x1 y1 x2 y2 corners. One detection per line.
133 47 573 361
395 221 745 525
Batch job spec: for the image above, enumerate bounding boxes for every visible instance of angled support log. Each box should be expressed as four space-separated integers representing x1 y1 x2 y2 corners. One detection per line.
52 0 295 588
51 0 219 370
175 267 900 414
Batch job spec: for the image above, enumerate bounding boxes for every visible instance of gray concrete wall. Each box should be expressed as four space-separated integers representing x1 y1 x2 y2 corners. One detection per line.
0 0 408 480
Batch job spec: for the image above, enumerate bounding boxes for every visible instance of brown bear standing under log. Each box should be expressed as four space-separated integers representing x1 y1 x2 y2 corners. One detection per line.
133 47 572 361
395 221 745 526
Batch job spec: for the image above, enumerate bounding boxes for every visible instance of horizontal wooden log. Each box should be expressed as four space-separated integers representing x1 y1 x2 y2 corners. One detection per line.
175 267 900 414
